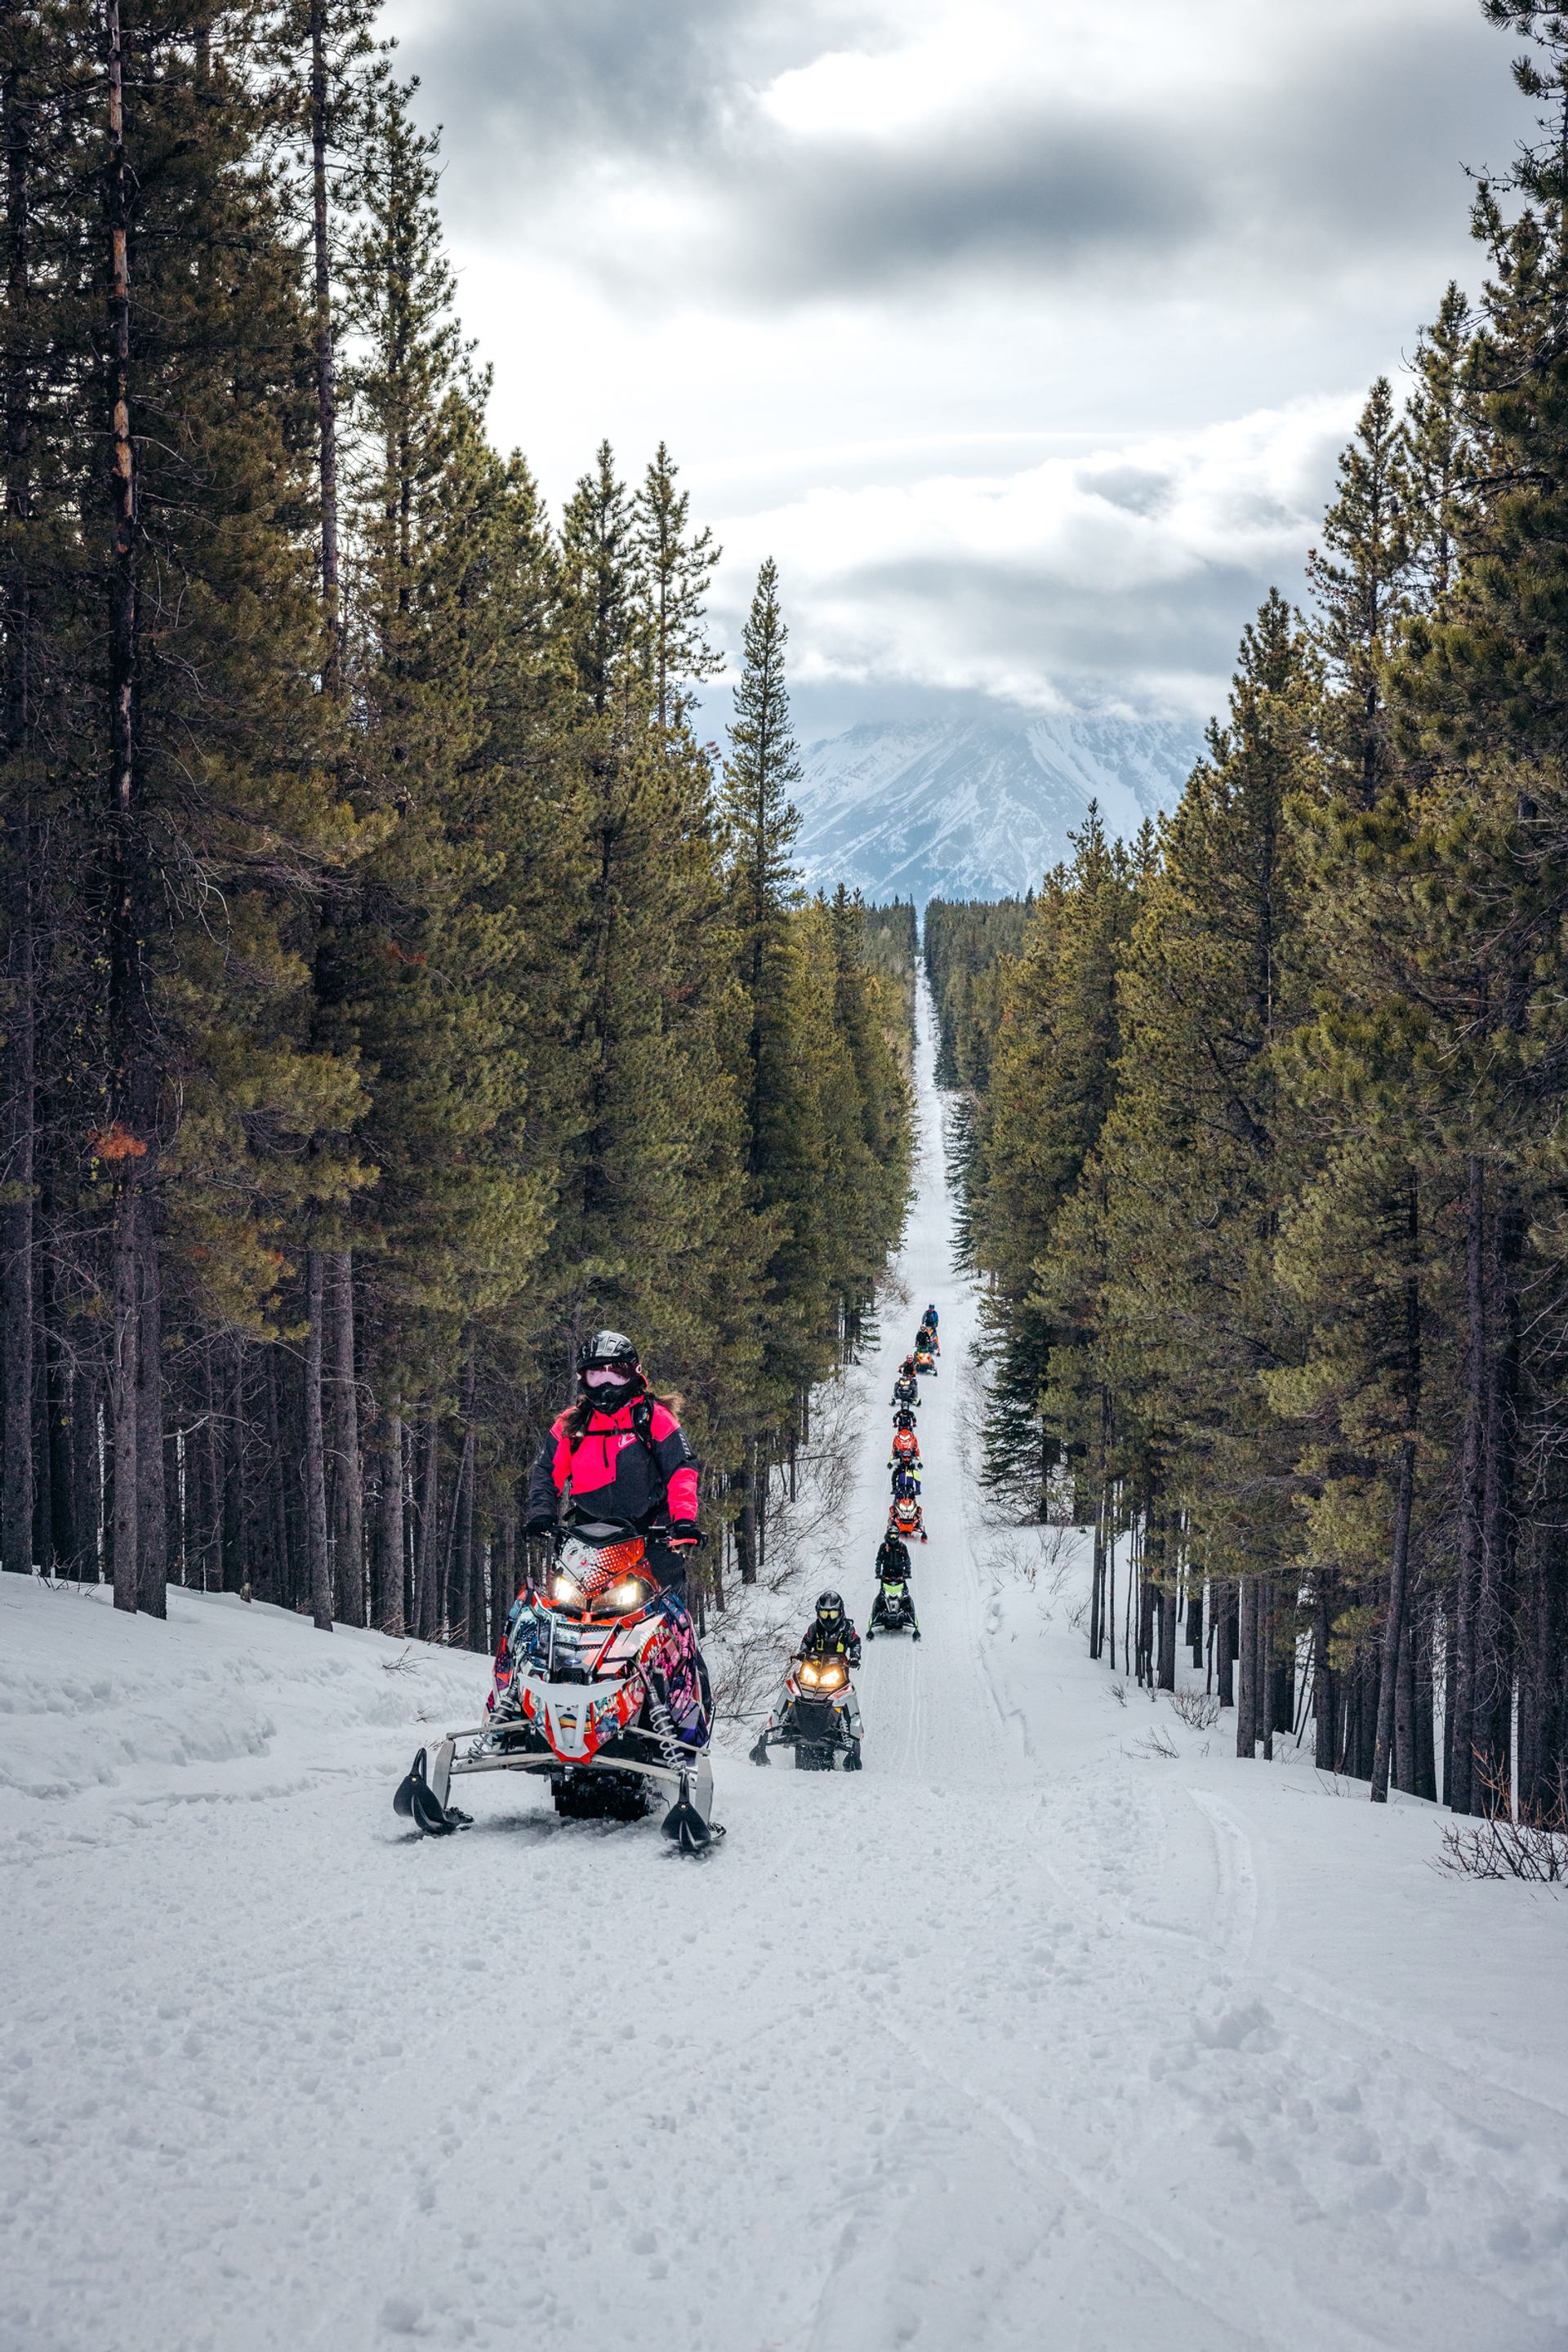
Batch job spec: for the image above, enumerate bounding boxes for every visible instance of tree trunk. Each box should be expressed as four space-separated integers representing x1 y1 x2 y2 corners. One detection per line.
1450 1153 1486 1815
304 1249 332 1629
1 49 34 1579
1236 1578 1258 1757
1214 1578 1235 1708
1156 1566 1178 1691
415 1409 439 1638
374 1408 403 1631
105 0 145 1619
110 1205 139 1614
737 1435 758 1584
1259 1581 1274 1761
135 1216 166 1615
330 1248 363 1623
1414 1587 1438 1802
1 815 33 1575
1373 1459 1416 1802
308 0 341 692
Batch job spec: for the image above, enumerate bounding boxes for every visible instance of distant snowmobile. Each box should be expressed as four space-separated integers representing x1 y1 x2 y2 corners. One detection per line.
914 1343 936 1378
889 1494 926 1544
889 1427 921 1475
394 1519 721 1853
891 1373 920 1409
867 1557 920 1639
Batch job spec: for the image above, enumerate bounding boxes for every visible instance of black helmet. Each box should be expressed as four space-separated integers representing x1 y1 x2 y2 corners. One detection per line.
577 1329 643 1412
579 1329 637 1372
815 1589 844 1622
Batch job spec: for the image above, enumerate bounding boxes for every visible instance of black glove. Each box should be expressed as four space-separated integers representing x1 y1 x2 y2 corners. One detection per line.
523 1511 555 1539
666 1519 700 1551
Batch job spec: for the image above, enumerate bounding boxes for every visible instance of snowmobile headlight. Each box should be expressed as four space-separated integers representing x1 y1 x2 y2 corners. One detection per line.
815 1660 846 1691
594 1575 650 1616
550 1571 586 1610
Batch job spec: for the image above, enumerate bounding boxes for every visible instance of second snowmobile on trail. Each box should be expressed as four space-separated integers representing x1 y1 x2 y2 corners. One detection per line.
750 1592 863 1771
394 1518 721 1853
914 1342 936 1378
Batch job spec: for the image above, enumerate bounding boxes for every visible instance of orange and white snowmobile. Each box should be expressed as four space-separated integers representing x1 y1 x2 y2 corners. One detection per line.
394 1519 720 1854
888 1494 926 1544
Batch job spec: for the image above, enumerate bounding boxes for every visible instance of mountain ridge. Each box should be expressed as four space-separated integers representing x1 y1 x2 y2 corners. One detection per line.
791 714 1200 902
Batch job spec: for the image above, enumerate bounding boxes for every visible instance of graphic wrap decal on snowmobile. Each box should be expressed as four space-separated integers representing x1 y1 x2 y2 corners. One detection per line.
393 1521 722 1851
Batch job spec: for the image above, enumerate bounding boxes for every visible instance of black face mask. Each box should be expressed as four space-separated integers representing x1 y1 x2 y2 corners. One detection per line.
581 1372 639 1414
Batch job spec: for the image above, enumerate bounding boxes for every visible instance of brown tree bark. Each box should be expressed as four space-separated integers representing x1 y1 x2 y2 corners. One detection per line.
1214 1577 1235 1708
304 1249 332 1629
330 1247 363 1623
104 0 157 1619
308 0 341 692
374 1407 403 1631
1450 1154 1487 1814
135 1214 165 1615
415 1409 439 1638
1236 1578 1258 1757
1 49 35 1579
737 1435 758 1584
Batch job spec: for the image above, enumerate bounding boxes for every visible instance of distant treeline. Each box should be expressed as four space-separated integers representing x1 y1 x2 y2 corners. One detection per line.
854 901 919 1076
0 4 912 1643
929 12 1568 1820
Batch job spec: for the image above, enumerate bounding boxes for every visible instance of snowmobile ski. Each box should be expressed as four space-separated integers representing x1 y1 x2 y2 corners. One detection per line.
662 1766 724 1854
394 1746 472 1837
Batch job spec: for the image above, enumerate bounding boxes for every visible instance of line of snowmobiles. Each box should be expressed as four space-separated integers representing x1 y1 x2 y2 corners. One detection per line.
748 1306 941 1773
394 1303 945 1837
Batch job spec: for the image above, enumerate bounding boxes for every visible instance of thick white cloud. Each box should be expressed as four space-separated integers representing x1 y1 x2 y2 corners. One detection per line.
707 398 1361 717
385 0 1521 722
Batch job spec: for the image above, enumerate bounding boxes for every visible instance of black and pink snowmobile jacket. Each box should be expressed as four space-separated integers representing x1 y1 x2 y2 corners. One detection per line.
528 1396 698 1535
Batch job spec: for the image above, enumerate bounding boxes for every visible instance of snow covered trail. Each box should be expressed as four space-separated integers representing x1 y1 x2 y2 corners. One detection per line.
5 976 1568 2352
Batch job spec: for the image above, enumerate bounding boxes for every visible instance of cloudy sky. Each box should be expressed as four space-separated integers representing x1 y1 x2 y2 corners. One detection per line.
385 0 1521 737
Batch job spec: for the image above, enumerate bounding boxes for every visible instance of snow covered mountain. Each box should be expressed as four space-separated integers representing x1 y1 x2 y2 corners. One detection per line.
792 714 1201 902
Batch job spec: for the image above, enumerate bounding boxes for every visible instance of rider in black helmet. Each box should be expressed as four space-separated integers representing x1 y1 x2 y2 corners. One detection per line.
800 1588 862 1667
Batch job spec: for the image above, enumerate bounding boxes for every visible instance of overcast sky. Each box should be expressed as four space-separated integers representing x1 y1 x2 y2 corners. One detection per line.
385 0 1522 738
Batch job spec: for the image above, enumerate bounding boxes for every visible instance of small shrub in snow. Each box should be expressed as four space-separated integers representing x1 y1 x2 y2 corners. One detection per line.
1169 1688 1221 1731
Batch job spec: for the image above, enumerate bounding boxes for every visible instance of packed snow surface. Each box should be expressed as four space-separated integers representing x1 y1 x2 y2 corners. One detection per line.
4 982 1567 2352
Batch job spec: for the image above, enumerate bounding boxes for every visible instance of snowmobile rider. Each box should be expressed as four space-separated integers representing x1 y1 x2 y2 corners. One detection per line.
892 1405 917 1434
800 1588 862 1668
890 1459 921 1502
523 1330 701 1597
916 1318 939 1356
891 1370 919 1410
876 1528 912 1581
923 1303 938 1330
889 1427 921 1477
754 1592 864 1767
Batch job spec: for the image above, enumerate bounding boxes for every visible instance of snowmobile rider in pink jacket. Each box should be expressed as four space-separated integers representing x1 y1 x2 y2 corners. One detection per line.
524 1330 701 1596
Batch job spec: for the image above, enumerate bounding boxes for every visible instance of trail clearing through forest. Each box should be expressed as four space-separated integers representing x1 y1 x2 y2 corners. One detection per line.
3 979 1566 2352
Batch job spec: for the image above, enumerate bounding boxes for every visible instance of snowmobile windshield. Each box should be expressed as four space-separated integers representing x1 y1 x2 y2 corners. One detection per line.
798 1657 847 1692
